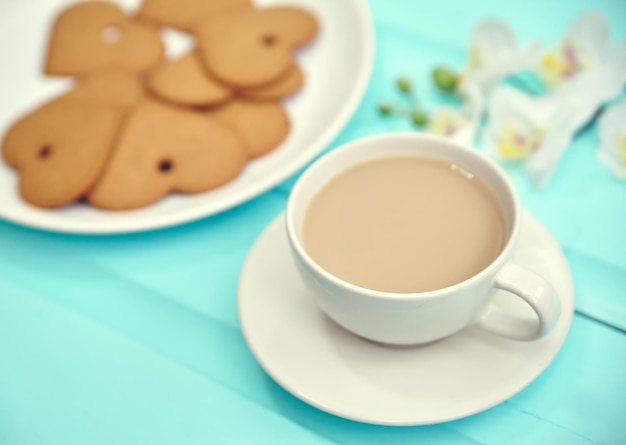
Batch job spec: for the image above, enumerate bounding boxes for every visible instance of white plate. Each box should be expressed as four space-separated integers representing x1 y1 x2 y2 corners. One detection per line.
0 0 373 234
238 211 574 425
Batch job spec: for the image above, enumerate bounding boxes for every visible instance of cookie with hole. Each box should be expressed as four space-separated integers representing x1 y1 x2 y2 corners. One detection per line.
138 0 252 31
194 6 318 88
148 51 304 107
1 99 124 208
1 69 144 208
44 1 164 76
88 99 248 210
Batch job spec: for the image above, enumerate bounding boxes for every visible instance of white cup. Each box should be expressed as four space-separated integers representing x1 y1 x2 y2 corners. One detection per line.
285 132 561 345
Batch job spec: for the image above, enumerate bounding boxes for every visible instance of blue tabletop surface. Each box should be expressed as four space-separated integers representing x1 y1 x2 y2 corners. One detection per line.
1 0 626 444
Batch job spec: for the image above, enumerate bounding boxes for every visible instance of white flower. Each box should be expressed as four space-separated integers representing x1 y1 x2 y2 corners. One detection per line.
538 12 626 103
426 107 469 136
481 85 597 187
426 81 483 146
462 19 542 94
596 99 626 179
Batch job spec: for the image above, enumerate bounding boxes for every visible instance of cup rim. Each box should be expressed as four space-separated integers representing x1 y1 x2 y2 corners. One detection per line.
285 132 521 301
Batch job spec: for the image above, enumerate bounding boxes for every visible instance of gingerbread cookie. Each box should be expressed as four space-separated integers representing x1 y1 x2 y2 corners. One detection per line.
2 100 123 208
88 99 247 210
147 52 232 107
195 7 318 87
139 0 252 31
212 99 289 158
65 68 145 107
1 68 145 208
45 1 164 76
238 64 304 100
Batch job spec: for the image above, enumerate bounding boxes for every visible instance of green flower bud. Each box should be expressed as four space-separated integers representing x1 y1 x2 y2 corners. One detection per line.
378 102 393 115
396 77 412 94
433 66 458 92
411 110 428 126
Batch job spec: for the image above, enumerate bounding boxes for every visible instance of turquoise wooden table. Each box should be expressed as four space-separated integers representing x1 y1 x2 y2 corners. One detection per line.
1 0 626 443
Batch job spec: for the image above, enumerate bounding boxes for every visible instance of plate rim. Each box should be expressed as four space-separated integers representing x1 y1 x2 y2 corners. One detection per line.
237 211 575 426
0 0 375 235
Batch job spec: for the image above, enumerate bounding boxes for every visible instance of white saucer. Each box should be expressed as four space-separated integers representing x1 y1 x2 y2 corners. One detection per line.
238 211 574 425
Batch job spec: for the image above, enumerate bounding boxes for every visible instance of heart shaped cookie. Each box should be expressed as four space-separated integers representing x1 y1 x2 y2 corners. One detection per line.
212 98 289 158
88 99 248 210
147 52 232 107
45 1 164 76
65 68 145 107
148 51 304 106
239 64 304 100
195 7 318 87
1 69 145 208
2 100 124 208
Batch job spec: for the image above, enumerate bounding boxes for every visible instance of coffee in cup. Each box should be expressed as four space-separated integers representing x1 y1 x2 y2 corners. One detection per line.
286 132 561 345
303 155 507 293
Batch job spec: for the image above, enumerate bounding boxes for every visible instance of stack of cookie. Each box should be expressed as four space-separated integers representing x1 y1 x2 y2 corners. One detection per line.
1 0 318 210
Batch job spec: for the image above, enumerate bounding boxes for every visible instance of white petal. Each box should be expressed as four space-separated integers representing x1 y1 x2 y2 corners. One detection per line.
425 107 476 145
523 130 573 188
608 40 626 81
481 86 544 161
551 89 601 130
472 19 517 60
466 19 543 94
488 86 552 127
553 42 626 105
596 98 626 179
465 44 543 93
523 94 593 187
514 41 544 72
480 86 593 186
599 98 626 142
567 11 610 60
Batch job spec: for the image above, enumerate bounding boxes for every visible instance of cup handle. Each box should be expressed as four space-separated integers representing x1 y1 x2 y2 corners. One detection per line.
477 263 562 341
